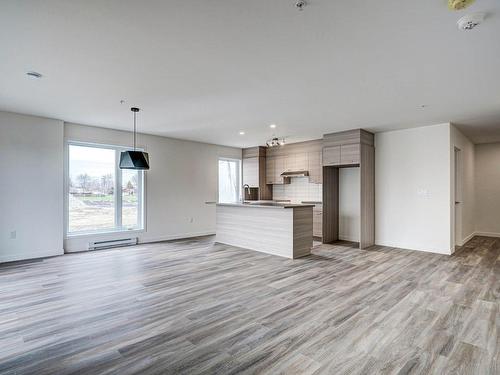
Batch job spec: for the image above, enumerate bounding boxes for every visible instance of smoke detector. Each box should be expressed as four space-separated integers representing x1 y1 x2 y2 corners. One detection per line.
457 13 485 30
448 0 475 11
295 1 306 11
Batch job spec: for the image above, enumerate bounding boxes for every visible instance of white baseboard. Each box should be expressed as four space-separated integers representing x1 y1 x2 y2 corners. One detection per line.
473 231 500 238
0 248 64 264
65 231 216 253
374 240 452 255
140 231 215 244
461 232 476 245
338 234 360 243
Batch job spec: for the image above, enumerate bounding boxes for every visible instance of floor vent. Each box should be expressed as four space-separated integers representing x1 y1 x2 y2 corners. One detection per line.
88 238 138 250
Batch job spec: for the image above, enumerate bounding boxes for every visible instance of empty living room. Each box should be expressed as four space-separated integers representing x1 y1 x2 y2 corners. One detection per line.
1 1 499 374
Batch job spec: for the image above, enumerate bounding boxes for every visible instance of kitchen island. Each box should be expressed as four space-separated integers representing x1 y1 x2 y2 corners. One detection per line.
216 202 314 259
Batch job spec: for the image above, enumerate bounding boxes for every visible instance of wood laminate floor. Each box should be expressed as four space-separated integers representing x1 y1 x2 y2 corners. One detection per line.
0 236 499 375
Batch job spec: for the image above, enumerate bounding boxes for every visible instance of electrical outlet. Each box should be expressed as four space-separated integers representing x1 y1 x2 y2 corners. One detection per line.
10 230 16 239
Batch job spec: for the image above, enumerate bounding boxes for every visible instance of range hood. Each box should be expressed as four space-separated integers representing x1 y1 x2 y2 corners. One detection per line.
280 170 309 177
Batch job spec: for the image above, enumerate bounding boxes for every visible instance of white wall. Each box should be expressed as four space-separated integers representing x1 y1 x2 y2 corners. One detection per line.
339 168 360 242
375 123 452 254
450 125 475 246
64 123 241 252
475 142 500 237
0 112 64 262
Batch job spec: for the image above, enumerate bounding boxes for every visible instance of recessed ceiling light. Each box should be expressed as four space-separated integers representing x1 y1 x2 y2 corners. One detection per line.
26 71 43 79
239 131 245 135
270 124 277 129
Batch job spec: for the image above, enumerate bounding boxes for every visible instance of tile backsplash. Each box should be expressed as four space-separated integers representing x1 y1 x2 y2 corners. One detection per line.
272 177 322 203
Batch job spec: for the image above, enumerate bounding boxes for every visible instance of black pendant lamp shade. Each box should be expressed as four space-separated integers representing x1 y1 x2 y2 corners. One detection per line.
119 107 150 170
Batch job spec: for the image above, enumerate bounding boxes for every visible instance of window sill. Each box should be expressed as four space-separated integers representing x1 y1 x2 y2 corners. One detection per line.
66 228 145 240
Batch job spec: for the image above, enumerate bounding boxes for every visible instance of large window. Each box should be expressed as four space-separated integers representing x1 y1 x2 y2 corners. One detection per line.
218 158 241 203
68 142 144 235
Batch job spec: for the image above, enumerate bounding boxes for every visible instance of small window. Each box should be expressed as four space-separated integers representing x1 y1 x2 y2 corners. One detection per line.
68 142 144 235
218 158 241 203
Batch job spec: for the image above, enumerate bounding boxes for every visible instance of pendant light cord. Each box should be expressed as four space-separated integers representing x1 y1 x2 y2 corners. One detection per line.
133 111 137 151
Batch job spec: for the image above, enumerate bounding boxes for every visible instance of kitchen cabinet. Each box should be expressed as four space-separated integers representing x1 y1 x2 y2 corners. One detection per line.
313 205 323 237
295 153 308 171
265 139 322 185
340 144 360 165
274 155 286 184
242 157 259 187
266 156 275 184
284 153 296 172
242 146 273 200
322 129 375 249
308 151 322 184
323 146 341 166
284 153 308 172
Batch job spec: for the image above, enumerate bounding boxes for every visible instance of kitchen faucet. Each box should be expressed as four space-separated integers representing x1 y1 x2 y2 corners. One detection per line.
243 184 250 199
243 184 250 201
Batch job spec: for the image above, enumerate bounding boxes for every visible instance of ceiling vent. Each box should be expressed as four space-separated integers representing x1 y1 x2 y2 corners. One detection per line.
457 13 485 31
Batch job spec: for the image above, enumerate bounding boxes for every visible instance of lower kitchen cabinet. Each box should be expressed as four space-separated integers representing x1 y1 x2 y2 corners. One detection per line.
313 204 323 237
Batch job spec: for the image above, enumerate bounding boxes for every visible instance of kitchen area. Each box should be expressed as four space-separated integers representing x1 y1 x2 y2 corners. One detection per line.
216 129 375 259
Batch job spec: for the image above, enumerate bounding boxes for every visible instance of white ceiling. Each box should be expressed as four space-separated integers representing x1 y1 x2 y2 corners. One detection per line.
1 0 499 147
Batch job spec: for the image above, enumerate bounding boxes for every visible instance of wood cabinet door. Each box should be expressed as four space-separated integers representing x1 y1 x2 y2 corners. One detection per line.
274 156 285 184
284 153 296 172
319 151 323 182
308 151 321 184
242 157 259 187
313 206 323 237
296 152 307 171
266 156 274 184
340 144 360 165
323 146 341 166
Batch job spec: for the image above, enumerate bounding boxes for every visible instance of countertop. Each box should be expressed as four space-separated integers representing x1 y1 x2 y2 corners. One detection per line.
217 202 315 209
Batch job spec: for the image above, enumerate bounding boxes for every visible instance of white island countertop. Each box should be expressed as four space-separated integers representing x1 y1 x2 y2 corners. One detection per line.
216 201 315 209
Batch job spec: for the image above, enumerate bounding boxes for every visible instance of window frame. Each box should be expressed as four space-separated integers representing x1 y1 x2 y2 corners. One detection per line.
218 157 242 204
65 140 146 238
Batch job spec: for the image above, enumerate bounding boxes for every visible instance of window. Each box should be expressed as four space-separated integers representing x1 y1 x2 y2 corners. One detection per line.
68 142 144 235
218 158 241 203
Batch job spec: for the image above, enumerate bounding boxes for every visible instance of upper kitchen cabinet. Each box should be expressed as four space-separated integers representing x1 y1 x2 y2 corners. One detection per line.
308 151 322 184
321 129 375 250
266 139 323 185
340 144 360 165
242 147 273 200
322 129 373 167
323 146 341 166
295 153 308 171
266 156 275 185
274 155 286 184
242 157 259 187
283 153 308 172
284 153 296 172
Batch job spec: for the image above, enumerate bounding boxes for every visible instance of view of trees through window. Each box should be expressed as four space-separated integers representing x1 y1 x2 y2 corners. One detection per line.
218 158 241 203
68 144 143 234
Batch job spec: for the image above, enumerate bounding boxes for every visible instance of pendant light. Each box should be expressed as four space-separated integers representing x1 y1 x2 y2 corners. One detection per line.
119 107 150 170
266 136 285 148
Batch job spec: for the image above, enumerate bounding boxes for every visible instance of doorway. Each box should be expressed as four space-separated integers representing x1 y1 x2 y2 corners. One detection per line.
454 147 463 249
